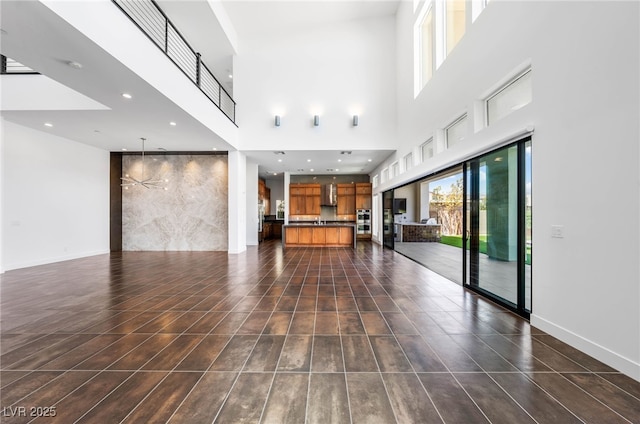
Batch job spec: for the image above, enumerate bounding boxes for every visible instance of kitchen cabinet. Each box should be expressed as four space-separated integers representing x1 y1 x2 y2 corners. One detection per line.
336 184 356 221
355 183 372 210
289 183 321 218
283 225 355 248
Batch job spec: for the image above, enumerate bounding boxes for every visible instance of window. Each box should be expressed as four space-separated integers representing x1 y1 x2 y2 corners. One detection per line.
417 2 434 91
404 153 414 172
446 115 468 148
391 162 400 178
381 168 389 183
421 138 434 161
487 69 532 125
445 0 466 55
373 174 379 188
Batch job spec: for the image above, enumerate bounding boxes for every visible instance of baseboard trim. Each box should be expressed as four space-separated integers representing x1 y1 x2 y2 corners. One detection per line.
4 249 110 272
531 314 640 382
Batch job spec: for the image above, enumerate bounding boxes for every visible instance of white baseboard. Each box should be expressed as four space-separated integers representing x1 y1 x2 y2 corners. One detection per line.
4 249 110 272
531 314 640 382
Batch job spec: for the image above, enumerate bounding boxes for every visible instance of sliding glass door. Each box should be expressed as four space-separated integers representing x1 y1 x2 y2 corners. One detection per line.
382 190 394 249
464 138 531 316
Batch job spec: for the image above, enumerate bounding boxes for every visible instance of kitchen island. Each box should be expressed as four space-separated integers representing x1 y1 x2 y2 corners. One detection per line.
283 223 356 248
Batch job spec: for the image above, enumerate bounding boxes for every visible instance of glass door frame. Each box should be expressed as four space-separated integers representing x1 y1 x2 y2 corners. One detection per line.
382 189 395 250
462 137 531 319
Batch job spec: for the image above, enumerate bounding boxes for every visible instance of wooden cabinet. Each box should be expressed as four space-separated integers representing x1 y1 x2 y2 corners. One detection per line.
355 183 372 210
336 183 356 221
283 225 355 247
289 183 321 218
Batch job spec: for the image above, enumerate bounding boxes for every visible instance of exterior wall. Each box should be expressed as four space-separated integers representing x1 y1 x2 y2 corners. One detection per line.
122 154 228 251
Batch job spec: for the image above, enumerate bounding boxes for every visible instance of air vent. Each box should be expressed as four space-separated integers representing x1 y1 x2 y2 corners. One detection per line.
326 168 335 172
273 151 285 155
341 151 352 155
297 169 304 171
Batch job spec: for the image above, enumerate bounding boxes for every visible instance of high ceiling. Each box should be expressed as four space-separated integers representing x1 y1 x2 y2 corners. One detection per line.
0 0 399 177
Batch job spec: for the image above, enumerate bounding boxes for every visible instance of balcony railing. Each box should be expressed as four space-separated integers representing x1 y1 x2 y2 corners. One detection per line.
1 56 39 74
112 0 236 125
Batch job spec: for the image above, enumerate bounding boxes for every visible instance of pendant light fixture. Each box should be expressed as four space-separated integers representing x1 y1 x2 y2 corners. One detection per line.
121 138 168 190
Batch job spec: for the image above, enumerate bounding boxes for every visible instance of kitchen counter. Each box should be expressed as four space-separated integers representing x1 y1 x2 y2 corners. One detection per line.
283 223 356 248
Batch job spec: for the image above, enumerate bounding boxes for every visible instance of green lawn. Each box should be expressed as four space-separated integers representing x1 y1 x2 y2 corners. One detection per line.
439 235 531 265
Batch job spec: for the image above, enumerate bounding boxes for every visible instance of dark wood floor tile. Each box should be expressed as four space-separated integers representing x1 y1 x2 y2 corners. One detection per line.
263 312 293 335
141 334 204 370
278 335 312 371
418 373 490 423
0 371 61 406
185 311 227 334
175 334 231 371
355 296 379 311
383 312 418 334
318 286 336 297
76 371 166 423
527 372 629 423
283 286 302 297
405 312 447 336
393 296 424 313
7 334 96 371
534 334 618 372
311 336 344 372
335 285 353 296
170 295 209 311
314 312 339 334
347 373 396 424
360 312 392 335
215 372 273 423
336 296 358 312
108 334 178 370
75 334 151 370
209 312 250 334
168 372 237 423
0 371 29 388
209 335 258 371
0 334 72 368
133 311 184 333
38 334 124 371
507 335 588 372
296 297 317 312
289 312 315 334
211 295 244 311
316 296 337 312
455 372 537 424
338 312 366 334
307 373 350 424
300 285 318 297
255 296 280 311
237 311 271 334
369 336 412 372
244 335 285 372
1 334 49 356
477 334 552 372
490 372 583 423
262 373 309 424
563 372 640 422
275 296 298 312
449 334 518 372
599 373 640 400
342 335 378 372
121 372 202 423
157 311 206 333
396 335 448 372
373 297 400 312
41 371 132 423
423 334 483 372
382 373 443 423
107 311 160 333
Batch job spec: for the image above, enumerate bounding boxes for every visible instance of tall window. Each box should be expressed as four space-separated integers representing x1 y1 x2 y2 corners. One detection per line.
391 161 400 178
418 3 434 90
421 138 434 161
446 0 466 55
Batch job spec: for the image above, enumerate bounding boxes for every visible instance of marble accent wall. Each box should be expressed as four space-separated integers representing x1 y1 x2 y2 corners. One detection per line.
122 154 228 251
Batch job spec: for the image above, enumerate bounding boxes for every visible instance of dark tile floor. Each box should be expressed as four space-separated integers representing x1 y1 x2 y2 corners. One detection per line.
1 241 639 423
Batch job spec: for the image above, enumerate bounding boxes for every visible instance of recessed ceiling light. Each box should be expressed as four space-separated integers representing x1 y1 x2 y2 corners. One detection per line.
278 159 282 162
66 60 83 69
273 172 277 176
338 159 342 162
44 122 53 127
336 168 340 171
122 148 127 151
368 159 372 162
122 93 132 99
228 74 233 79
169 121 177 126
310 169 314 172
307 159 311 162
212 147 217 151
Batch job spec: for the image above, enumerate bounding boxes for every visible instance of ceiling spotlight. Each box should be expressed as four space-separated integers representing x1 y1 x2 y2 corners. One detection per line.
212 147 217 151
44 122 53 127
368 159 372 162
229 74 233 79
310 169 314 172
278 159 282 162
338 159 342 162
169 121 177 126
275 115 281 127
122 93 132 99
353 115 359 126
313 115 319 126
307 159 311 162
66 60 83 69
122 148 128 151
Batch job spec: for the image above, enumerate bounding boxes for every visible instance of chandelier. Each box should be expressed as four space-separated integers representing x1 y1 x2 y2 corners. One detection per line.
121 138 168 190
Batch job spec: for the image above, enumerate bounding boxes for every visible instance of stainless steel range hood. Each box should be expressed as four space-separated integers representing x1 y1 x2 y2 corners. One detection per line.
321 183 337 206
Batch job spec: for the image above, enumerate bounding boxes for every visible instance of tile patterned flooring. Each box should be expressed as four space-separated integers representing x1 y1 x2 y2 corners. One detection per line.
1 241 639 423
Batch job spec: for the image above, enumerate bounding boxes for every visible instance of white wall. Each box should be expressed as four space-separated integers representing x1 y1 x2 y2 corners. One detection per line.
246 161 259 246
373 1 640 379
228 151 247 254
2 121 110 270
234 16 397 151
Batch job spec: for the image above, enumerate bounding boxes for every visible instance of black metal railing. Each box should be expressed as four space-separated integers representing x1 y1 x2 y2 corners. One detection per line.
1 55 39 74
112 0 236 125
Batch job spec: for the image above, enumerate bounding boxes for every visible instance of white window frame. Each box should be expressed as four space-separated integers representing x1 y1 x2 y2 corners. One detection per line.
390 161 400 178
421 138 434 162
381 168 389 183
404 152 414 172
486 68 532 126
445 114 468 149
415 1 435 95
373 174 379 188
